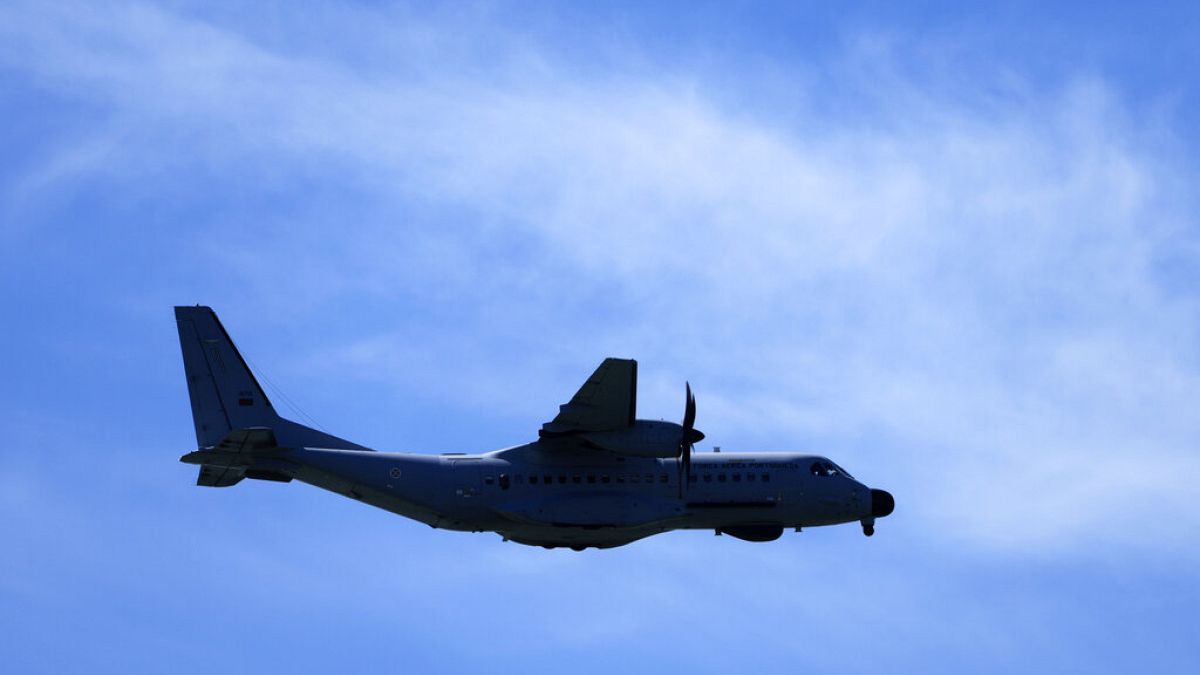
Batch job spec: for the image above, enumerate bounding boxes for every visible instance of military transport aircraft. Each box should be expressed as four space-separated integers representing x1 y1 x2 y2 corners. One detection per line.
176 306 894 550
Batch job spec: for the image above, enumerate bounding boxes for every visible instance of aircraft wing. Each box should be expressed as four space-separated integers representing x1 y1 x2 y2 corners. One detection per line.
540 358 637 436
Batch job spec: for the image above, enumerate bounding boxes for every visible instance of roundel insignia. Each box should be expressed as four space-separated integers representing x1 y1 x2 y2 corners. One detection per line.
390 467 402 479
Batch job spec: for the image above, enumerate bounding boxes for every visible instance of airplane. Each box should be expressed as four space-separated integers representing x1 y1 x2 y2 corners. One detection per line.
176 305 894 550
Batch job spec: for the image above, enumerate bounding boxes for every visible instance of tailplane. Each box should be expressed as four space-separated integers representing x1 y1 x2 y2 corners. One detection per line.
175 306 371 472
180 428 291 488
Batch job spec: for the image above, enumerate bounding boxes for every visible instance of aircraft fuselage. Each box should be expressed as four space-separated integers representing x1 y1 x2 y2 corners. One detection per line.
200 443 886 549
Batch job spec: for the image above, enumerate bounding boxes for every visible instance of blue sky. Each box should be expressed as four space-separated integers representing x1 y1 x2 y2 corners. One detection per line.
2 1 1199 672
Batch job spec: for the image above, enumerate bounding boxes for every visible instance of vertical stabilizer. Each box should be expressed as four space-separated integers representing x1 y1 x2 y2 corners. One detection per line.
176 305 278 447
174 306 371 452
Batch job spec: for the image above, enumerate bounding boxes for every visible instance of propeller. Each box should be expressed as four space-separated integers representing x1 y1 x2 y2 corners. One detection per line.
677 382 705 497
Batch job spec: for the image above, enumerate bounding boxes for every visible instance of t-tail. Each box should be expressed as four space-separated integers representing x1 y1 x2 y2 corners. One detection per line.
175 305 371 487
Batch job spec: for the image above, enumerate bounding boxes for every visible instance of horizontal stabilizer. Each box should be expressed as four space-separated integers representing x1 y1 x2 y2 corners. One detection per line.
196 464 245 488
185 428 286 488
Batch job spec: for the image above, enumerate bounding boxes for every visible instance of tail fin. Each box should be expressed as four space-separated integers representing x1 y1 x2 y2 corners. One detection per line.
174 306 371 453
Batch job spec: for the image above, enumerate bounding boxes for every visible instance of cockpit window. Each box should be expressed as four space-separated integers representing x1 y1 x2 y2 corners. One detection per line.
810 460 852 478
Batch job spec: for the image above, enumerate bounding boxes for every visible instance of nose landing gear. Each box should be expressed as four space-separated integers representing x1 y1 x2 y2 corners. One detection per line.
862 488 894 537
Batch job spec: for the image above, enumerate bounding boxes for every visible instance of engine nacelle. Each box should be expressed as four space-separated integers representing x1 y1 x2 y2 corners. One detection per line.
579 420 695 458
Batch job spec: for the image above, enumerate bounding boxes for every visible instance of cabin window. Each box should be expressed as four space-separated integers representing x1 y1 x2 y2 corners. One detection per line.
558 475 567 484
529 475 538 485
601 474 611 484
659 474 668 484
645 473 654 483
544 474 553 485
762 473 770 482
747 473 756 482
484 476 495 485
572 475 582 484
587 475 597 484
704 474 713 483
689 474 698 483
717 474 726 483
811 461 846 477
631 474 641 483
616 474 626 484
732 473 741 482
499 474 510 490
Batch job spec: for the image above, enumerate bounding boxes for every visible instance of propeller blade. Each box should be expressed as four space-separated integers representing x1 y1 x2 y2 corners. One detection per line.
683 382 696 432
678 382 696 498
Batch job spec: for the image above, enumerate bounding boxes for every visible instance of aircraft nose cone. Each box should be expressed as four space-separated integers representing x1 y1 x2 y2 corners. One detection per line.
871 489 895 518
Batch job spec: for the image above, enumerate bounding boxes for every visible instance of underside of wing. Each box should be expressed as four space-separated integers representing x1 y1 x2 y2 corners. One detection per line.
540 358 637 436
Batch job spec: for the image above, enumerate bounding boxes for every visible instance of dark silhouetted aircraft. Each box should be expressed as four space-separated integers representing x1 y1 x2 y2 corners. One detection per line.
177 306 894 550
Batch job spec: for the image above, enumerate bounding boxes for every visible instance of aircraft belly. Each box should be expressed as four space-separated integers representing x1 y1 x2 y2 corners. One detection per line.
501 525 664 549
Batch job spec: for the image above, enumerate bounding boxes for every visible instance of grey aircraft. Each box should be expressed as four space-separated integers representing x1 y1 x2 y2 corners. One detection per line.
176 306 895 550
